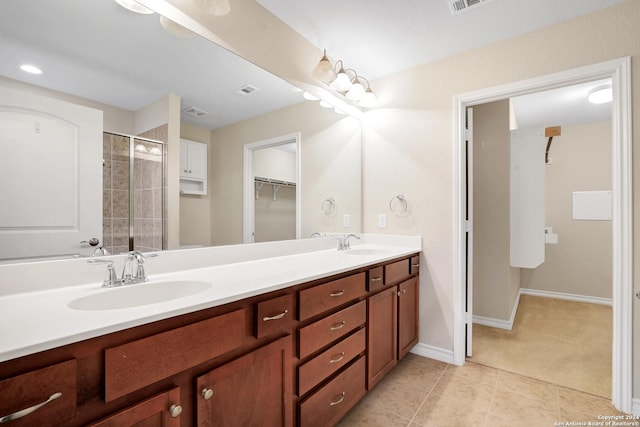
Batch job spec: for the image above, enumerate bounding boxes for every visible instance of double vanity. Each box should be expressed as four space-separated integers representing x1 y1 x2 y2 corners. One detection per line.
0 235 421 426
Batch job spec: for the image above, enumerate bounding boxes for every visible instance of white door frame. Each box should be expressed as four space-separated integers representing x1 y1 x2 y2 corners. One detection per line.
452 57 633 413
243 132 301 244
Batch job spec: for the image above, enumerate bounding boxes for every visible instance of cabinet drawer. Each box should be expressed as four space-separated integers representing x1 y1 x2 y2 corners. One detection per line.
298 328 365 396
298 356 366 427
385 259 409 285
410 255 420 275
298 273 366 321
298 301 366 359
255 294 293 339
0 359 76 426
105 308 249 402
367 266 384 291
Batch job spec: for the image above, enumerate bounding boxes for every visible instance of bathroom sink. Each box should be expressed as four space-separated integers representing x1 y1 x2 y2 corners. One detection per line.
68 280 212 311
345 248 390 256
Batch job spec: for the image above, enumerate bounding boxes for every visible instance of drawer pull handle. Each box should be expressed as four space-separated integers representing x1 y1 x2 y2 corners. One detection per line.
329 290 345 297
330 321 346 331
201 388 214 400
263 309 288 321
169 404 182 418
0 392 62 423
329 392 346 407
371 277 382 282
329 352 345 364
412 263 419 267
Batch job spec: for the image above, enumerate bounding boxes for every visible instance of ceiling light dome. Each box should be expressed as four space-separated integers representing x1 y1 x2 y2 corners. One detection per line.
312 50 337 84
358 88 378 108
588 85 612 104
195 0 231 16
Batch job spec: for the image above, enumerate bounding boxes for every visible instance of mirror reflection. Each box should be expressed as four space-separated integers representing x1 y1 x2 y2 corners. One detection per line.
0 0 362 262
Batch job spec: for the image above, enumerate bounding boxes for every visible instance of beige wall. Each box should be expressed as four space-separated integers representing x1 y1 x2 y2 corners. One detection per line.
209 101 361 246
179 124 212 247
472 100 521 321
521 120 612 298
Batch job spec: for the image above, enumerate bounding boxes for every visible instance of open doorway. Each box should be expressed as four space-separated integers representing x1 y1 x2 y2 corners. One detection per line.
243 133 301 243
468 84 613 398
453 57 632 413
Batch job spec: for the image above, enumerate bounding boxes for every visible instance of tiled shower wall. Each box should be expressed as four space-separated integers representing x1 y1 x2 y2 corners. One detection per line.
102 133 130 255
102 128 166 255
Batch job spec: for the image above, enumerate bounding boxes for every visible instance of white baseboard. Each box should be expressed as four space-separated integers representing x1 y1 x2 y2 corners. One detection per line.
520 288 612 306
473 291 521 331
632 398 640 416
410 343 455 365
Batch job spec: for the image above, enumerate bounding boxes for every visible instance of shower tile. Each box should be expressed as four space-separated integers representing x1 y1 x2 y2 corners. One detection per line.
103 190 112 219
112 190 129 219
113 135 130 161
153 188 163 219
103 159 112 191
102 133 112 158
112 160 130 190
112 218 129 248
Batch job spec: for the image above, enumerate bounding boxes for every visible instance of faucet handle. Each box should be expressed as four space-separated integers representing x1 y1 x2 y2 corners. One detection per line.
87 258 121 287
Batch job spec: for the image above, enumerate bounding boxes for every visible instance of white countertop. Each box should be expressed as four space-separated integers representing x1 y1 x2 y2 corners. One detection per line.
0 238 421 363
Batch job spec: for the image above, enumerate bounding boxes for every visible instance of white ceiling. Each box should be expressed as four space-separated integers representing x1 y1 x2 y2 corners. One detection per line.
0 0 621 129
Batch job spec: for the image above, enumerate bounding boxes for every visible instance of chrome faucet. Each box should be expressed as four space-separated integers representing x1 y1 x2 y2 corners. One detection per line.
121 251 149 285
336 234 360 251
310 232 323 238
88 251 156 287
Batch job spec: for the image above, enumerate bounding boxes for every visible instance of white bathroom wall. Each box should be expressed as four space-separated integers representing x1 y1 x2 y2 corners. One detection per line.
520 120 612 298
254 146 296 183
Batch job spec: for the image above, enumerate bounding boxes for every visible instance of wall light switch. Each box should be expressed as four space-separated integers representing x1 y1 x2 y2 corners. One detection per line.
378 214 387 228
343 214 350 228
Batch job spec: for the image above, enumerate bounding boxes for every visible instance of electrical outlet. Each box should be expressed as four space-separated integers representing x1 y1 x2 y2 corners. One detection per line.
378 214 387 228
343 214 350 228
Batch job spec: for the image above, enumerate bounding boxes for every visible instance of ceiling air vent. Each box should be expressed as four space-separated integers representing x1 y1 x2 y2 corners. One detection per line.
236 84 260 95
447 0 495 15
182 106 210 118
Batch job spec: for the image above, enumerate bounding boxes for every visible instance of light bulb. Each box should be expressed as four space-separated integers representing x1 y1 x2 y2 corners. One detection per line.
303 92 319 101
113 0 154 14
312 51 336 84
345 80 365 100
319 100 333 108
160 16 196 38
20 64 42 75
330 69 353 92
358 88 378 108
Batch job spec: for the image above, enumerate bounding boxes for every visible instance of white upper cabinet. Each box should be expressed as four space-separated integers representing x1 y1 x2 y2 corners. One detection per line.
180 139 208 195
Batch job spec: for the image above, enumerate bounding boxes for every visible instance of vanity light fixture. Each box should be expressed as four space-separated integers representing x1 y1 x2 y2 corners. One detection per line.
19 64 42 75
311 49 378 108
588 85 612 104
113 0 154 14
159 16 196 38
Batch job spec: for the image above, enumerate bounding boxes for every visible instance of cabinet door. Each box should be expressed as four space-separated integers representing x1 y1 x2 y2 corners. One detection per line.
196 336 292 427
187 141 207 180
398 276 419 360
88 387 182 427
366 286 397 390
180 140 189 178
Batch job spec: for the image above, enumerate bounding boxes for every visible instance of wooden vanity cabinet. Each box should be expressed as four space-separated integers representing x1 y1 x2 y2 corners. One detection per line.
0 252 420 427
367 256 420 389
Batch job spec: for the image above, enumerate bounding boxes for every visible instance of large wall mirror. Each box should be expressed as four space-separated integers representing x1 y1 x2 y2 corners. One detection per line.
0 0 362 262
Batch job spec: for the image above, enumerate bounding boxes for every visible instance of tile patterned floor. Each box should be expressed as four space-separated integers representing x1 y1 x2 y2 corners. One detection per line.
471 295 612 398
337 354 628 426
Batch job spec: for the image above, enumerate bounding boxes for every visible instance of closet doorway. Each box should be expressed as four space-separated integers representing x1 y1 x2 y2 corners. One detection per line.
243 133 301 243
453 57 632 413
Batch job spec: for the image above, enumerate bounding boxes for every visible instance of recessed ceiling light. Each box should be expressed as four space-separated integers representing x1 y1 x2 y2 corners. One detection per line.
588 86 612 104
20 64 42 75
113 0 154 14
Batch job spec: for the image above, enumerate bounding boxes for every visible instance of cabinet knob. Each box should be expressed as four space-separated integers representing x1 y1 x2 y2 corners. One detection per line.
201 388 214 400
168 404 182 418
